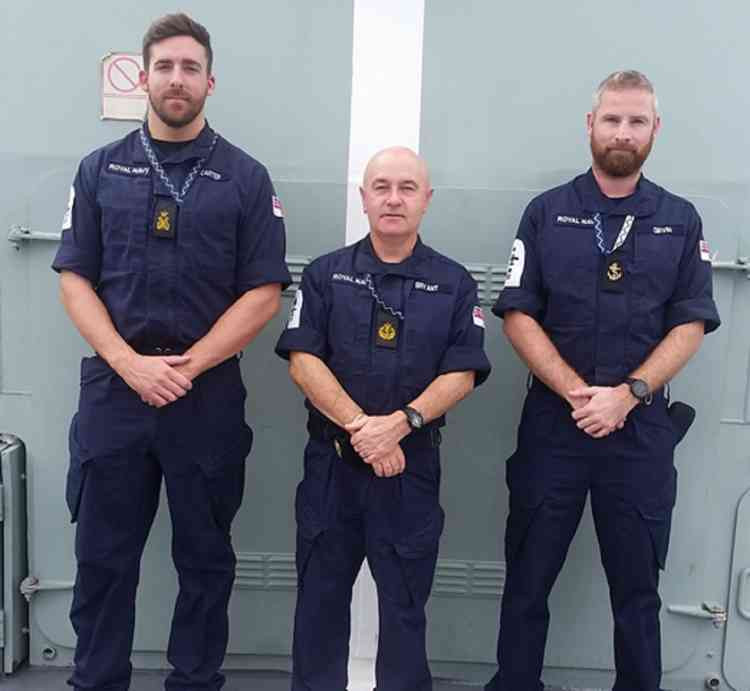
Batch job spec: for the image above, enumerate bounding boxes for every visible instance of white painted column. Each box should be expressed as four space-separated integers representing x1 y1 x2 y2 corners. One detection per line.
345 0 426 245
344 1 425 689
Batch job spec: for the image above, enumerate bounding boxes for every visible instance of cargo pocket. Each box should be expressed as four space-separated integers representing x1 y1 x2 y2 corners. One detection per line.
294 484 325 589
205 425 253 533
636 465 678 570
393 506 445 607
66 413 86 524
504 450 545 565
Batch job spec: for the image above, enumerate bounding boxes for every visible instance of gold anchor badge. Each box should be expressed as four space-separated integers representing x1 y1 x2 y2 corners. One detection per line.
378 322 397 341
156 210 171 232
607 261 623 281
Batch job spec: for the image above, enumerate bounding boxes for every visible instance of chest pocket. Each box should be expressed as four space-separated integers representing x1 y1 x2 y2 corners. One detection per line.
189 175 240 277
403 288 454 388
540 220 598 326
327 281 372 374
633 223 686 304
97 172 150 271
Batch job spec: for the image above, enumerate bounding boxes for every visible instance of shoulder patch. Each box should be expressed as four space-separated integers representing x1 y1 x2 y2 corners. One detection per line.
61 185 74 231
272 195 284 218
504 238 525 288
472 305 485 328
699 240 711 262
287 288 303 329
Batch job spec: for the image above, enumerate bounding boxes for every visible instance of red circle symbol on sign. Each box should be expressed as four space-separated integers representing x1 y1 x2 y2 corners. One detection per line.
107 56 141 93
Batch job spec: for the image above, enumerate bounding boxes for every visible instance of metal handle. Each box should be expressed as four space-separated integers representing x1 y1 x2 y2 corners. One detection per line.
712 258 750 278
8 225 61 247
738 568 750 619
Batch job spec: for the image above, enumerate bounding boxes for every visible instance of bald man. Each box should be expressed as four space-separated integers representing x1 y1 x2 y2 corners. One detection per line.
276 147 491 691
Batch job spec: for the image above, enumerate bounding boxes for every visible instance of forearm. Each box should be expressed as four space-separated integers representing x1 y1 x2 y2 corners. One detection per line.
182 283 281 379
409 370 475 424
288 352 363 428
629 321 705 392
59 270 135 372
503 310 585 405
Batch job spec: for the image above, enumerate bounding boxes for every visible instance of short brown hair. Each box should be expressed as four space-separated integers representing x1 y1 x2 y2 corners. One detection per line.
142 13 213 73
593 70 658 113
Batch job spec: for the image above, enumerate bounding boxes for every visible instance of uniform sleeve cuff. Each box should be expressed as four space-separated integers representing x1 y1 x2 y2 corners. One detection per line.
492 290 544 321
237 260 292 293
50 259 99 285
438 346 492 387
275 328 327 361
664 298 721 334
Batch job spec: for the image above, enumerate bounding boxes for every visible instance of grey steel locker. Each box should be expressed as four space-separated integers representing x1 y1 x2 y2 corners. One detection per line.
0 435 28 675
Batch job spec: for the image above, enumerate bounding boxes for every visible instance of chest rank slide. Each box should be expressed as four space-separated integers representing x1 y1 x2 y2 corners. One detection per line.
375 307 398 349
153 198 178 239
601 253 626 293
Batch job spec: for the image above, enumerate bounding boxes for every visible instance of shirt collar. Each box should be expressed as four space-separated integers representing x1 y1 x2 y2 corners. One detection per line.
575 167 658 217
353 234 430 278
131 121 217 165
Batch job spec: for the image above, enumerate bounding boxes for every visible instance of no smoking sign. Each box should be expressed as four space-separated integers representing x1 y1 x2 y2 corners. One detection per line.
101 52 147 121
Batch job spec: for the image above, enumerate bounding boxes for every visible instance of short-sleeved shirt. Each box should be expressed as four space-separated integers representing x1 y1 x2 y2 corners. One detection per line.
52 123 291 351
276 236 491 424
493 169 720 386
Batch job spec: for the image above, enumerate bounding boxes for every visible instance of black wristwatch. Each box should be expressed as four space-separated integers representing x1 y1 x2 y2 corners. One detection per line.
625 377 652 405
402 406 424 430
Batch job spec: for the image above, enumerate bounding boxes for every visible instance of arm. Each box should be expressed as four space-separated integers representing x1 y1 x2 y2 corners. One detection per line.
347 370 476 476
347 370 476 458
503 310 588 409
288 351 404 478
570 321 705 437
288 351 364 428
59 270 192 406
175 283 282 381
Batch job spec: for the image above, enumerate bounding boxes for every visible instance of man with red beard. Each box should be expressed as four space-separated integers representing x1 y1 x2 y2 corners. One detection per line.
52 13 290 691
485 71 720 691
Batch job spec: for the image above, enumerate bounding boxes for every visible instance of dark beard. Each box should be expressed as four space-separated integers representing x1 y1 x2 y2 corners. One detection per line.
148 92 204 129
591 135 653 177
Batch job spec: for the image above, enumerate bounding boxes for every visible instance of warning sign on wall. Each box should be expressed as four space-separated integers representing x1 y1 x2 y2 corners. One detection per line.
101 52 148 121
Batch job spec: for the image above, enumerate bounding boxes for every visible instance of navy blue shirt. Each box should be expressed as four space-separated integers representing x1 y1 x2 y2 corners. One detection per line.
493 169 720 386
276 236 491 423
52 124 291 351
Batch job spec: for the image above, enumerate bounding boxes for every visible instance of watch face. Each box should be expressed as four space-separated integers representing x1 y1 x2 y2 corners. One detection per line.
630 379 649 399
404 406 423 429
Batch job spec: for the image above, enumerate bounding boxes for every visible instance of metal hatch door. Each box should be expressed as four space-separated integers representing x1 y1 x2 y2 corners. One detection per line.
724 487 750 690
0 434 29 674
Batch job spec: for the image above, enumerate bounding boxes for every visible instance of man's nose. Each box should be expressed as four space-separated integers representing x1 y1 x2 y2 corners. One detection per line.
169 68 185 87
614 122 632 142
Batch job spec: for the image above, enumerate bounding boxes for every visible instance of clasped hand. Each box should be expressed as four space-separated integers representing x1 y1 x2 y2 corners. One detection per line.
345 412 408 477
121 354 194 408
568 385 637 439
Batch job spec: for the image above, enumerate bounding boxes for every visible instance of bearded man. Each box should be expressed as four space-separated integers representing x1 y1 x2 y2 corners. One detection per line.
484 71 720 691
52 13 290 691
